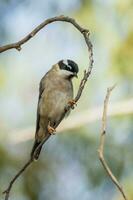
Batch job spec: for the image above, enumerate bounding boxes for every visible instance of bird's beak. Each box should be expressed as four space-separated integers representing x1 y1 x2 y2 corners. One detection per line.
73 73 78 78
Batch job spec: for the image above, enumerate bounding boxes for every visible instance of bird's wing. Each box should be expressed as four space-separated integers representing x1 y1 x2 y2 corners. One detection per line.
35 78 45 133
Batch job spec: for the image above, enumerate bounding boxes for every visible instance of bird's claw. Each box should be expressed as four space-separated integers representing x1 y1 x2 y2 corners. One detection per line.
47 122 56 135
68 99 77 109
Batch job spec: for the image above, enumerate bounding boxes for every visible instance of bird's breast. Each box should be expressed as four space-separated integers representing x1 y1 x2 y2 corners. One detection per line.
39 76 73 120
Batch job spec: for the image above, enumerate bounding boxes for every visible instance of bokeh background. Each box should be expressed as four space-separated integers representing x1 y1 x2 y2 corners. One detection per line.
0 0 133 200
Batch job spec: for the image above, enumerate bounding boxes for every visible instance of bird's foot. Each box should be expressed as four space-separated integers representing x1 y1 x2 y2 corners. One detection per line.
68 99 77 109
47 122 56 135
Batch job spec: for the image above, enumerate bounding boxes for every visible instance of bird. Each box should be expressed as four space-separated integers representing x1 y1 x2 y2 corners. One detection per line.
31 59 79 160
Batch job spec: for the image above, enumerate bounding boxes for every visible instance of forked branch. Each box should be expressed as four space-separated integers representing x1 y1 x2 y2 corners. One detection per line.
98 85 128 200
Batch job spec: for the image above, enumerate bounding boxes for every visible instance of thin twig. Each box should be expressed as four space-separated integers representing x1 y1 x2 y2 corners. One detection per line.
2 15 93 200
3 158 33 200
0 15 89 53
98 85 128 200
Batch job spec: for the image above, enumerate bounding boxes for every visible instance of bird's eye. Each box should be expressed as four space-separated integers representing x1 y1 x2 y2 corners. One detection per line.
59 59 78 73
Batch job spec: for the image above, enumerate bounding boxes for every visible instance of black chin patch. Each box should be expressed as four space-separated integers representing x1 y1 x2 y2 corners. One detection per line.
58 59 79 74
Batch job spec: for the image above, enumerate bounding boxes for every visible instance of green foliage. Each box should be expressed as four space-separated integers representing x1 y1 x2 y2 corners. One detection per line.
112 31 133 80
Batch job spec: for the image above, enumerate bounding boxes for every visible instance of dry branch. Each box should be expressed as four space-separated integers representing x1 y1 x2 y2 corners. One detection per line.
98 85 128 200
2 15 93 200
0 15 89 53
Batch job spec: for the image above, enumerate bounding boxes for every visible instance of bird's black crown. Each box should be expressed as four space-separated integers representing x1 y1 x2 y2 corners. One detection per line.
58 59 79 74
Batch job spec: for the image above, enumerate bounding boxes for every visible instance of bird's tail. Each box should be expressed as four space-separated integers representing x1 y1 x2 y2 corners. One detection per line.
31 140 42 161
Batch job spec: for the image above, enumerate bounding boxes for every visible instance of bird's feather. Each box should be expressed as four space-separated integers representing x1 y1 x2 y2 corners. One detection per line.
35 79 45 134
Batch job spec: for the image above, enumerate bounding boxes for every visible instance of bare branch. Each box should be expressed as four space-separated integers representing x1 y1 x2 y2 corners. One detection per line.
0 15 90 53
98 85 128 200
2 15 93 200
3 159 32 200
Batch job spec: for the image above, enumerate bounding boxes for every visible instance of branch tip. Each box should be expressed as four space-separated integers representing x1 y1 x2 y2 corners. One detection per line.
16 46 21 51
99 85 128 200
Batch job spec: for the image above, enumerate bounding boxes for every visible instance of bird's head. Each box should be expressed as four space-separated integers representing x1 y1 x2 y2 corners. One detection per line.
55 59 79 79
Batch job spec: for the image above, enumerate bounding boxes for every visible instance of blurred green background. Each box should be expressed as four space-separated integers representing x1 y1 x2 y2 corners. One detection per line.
0 0 133 200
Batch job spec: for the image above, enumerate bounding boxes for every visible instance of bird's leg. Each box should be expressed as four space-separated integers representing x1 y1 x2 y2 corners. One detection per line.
47 121 56 135
68 99 77 109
